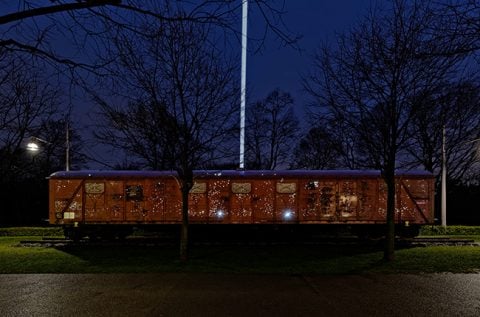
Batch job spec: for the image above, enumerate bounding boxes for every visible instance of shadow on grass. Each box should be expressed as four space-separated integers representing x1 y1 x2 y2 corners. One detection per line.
57 242 388 274
5 235 479 274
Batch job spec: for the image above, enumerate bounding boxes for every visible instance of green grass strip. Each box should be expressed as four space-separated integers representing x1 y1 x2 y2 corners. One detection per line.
1 236 479 274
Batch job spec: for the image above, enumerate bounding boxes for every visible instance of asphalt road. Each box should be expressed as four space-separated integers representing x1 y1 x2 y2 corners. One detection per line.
1 273 479 316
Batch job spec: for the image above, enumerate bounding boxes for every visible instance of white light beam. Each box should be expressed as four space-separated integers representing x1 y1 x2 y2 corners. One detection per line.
239 0 248 170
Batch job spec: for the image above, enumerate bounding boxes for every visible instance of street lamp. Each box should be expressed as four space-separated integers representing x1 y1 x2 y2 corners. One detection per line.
441 126 480 228
26 122 70 171
26 139 41 152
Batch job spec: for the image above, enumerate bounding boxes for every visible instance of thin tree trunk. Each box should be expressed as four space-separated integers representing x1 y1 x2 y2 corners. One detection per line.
384 170 396 262
179 184 190 262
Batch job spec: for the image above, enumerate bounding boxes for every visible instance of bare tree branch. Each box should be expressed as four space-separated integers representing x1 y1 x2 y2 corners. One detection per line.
0 0 120 25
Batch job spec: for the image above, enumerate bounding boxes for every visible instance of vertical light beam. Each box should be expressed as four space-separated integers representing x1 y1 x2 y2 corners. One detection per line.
66 120 70 171
239 0 248 169
441 125 446 227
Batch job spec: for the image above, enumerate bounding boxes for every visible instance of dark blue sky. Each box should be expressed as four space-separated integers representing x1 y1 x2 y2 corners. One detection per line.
247 0 369 110
0 1 372 167
81 0 372 167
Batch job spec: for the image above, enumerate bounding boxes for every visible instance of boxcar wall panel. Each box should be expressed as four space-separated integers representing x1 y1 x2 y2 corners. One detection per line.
124 178 175 223
84 181 107 221
151 180 166 221
297 178 383 224
230 180 254 223
144 180 164 222
299 179 338 222
397 181 415 223
396 178 433 224
105 180 125 221
189 181 209 222
163 178 182 222
275 180 297 222
207 179 230 223
50 178 84 224
337 180 358 219
123 180 143 222
361 178 385 223
356 179 379 222
253 180 275 223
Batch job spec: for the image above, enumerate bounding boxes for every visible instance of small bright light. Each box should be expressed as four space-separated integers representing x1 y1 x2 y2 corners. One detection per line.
283 209 294 221
27 142 39 152
216 210 225 219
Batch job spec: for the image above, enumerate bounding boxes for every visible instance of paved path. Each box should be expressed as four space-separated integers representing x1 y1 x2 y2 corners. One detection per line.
1 273 479 316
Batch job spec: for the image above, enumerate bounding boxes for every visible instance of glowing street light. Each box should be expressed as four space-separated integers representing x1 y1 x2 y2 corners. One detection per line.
26 123 70 171
26 140 40 152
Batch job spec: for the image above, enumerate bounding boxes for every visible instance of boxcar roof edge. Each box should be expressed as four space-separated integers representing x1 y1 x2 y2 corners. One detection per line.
48 169 433 179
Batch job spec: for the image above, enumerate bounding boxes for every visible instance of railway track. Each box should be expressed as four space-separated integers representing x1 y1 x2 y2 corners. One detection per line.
18 236 480 248
19 236 176 247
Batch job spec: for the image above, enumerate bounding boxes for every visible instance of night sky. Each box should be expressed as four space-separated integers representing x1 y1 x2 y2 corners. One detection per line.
0 1 372 167
74 0 372 167
247 0 369 114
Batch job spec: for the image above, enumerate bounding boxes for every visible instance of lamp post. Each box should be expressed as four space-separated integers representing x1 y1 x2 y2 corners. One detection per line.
441 126 480 228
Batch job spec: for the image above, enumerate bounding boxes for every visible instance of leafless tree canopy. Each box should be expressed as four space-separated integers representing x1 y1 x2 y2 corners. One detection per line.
0 57 60 179
431 0 480 56
303 0 478 260
246 89 299 170
404 81 480 182
92 15 238 172
291 126 340 170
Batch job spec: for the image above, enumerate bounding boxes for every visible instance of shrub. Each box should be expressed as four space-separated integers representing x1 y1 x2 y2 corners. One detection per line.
0 227 63 236
420 225 480 236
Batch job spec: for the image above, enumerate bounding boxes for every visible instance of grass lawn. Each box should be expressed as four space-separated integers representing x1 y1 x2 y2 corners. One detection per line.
1 235 480 274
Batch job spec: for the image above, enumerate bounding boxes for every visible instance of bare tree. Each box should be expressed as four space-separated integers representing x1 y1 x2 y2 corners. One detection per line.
405 81 480 181
34 118 87 173
93 15 238 260
0 59 60 180
431 0 480 57
246 89 299 169
291 126 341 170
303 0 465 261
0 57 67 224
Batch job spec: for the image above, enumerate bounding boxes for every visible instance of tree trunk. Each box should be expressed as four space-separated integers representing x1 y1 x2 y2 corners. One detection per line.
384 170 396 262
179 183 190 262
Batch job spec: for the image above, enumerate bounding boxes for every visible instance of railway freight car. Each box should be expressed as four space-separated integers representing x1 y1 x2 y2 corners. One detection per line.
49 170 434 239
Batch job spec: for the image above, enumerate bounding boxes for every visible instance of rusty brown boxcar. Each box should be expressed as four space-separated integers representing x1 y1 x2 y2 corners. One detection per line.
49 170 434 239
